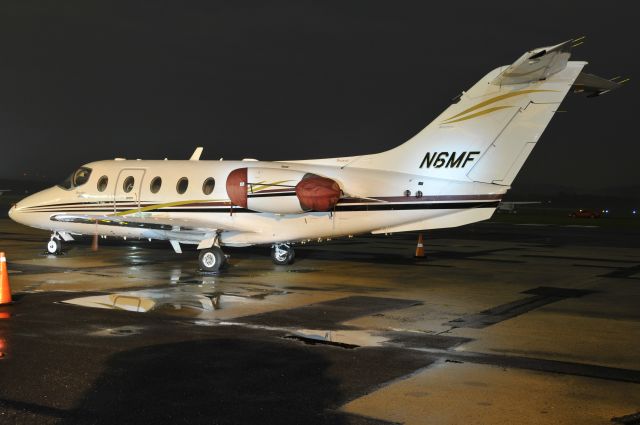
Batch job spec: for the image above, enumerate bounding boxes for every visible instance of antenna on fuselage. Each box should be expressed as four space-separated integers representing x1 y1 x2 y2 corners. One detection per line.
189 147 203 161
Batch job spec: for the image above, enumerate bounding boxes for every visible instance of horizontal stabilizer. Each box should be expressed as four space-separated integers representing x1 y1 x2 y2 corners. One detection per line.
492 38 583 86
572 72 629 97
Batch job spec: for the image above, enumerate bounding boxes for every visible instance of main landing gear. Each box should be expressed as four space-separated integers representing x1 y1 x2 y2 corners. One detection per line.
198 243 295 271
198 246 226 272
271 243 295 265
47 234 63 255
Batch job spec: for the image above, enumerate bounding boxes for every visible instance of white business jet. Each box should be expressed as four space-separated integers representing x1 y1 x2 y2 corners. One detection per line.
9 39 624 271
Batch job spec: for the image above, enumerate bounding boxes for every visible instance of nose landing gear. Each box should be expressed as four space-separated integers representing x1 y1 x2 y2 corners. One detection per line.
271 243 295 265
47 234 63 255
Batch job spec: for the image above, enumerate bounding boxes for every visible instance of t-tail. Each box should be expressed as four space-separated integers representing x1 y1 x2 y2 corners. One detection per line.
367 38 626 186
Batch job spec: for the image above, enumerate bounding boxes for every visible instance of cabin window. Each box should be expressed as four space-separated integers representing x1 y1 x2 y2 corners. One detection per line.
150 177 162 194
404 190 411 197
415 191 423 198
176 177 189 194
57 167 92 190
202 177 215 195
97 176 108 192
123 176 135 193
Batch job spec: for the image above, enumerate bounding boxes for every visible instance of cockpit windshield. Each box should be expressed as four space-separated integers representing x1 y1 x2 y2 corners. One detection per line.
58 167 92 190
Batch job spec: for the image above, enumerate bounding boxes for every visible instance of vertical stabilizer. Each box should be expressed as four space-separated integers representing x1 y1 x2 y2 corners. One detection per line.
363 40 590 186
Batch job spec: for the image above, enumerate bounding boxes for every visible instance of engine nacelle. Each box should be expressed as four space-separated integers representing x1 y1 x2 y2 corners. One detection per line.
295 175 341 211
226 167 341 214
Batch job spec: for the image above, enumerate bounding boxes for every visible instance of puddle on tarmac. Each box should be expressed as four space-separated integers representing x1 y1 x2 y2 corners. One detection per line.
61 287 287 314
285 335 360 349
284 329 389 349
89 325 144 337
170 267 272 283
189 319 389 349
286 269 317 273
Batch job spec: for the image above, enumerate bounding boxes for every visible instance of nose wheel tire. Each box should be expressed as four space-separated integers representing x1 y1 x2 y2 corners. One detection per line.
198 247 226 272
47 239 62 255
271 244 295 265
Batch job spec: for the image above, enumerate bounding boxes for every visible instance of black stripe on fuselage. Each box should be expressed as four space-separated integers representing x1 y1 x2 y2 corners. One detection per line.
24 194 503 211
157 201 500 212
335 201 500 211
23 201 147 210
247 192 297 198
36 201 500 216
50 215 178 230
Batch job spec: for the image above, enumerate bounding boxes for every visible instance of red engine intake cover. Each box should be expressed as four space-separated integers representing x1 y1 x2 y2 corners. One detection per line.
295 175 341 211
226 168 248 208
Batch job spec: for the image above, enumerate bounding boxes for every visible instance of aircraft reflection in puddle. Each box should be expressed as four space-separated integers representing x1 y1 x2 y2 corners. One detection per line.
61 288 272 313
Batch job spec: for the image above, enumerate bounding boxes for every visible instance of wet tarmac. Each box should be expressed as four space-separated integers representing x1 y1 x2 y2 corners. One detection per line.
0 219 639 424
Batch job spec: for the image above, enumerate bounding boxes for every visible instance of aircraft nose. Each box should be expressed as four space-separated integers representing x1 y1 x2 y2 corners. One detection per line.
8 203 27 225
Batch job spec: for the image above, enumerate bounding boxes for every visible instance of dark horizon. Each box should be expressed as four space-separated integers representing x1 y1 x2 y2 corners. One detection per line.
1 1 636 189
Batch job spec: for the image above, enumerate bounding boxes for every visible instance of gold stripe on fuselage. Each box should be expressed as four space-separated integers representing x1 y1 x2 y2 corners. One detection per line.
115 199 227 216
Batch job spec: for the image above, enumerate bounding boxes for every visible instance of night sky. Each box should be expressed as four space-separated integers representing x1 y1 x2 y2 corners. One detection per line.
0 1 636 190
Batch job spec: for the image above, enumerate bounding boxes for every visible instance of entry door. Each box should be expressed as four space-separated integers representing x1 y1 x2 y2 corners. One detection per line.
113 169 146 214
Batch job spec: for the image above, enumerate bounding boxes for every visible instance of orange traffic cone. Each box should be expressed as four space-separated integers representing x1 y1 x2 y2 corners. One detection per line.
0 252 12 305
414 233 425 258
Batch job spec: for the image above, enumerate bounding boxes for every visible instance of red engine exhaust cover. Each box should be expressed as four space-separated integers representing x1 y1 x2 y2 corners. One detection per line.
226 168 248 208
295 175 341 211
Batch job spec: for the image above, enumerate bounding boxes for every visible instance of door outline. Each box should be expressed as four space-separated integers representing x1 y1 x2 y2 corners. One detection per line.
113 168 147 214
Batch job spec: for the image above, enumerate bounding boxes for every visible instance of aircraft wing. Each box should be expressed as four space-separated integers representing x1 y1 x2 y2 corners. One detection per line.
48 212 249 246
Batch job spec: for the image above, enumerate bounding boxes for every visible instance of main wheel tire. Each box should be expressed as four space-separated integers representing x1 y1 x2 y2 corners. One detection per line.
198 247 225 272
47 239 62 255
271 244 295 265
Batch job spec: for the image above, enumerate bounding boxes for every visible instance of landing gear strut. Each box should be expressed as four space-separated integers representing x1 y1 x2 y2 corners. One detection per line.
271 243 295 265
47 234 63 255
198 246 226 272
